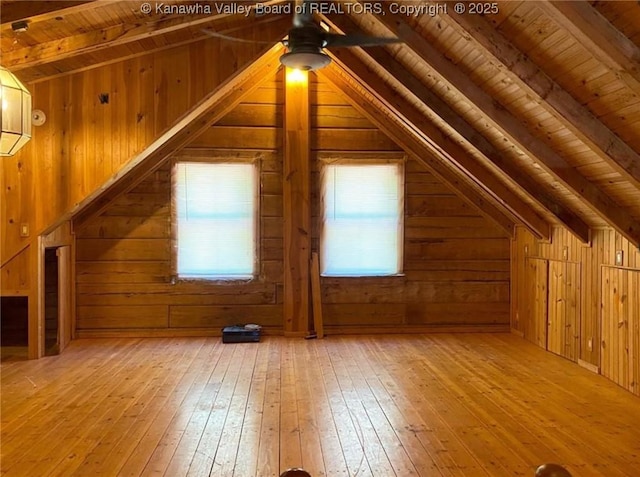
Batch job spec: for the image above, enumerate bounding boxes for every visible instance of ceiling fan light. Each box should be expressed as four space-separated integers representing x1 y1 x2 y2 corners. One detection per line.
280 51 331 71
286 68 307 83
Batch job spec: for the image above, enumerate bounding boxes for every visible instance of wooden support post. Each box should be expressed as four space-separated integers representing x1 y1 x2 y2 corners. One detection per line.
310 252 324 339
283 68 310 336
27 238 43 359
57 246 72 353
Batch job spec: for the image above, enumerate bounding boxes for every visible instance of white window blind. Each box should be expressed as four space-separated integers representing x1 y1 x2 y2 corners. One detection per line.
175 162 256 279
321 163 403 276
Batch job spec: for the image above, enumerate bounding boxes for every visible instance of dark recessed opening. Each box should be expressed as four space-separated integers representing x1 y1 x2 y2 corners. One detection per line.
44 248 60 356
1 296 28 362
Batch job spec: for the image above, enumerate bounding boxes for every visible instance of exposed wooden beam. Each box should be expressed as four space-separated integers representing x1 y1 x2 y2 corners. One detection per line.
3 3 286 71
283 67 311 336
17 15 291 84
329 47 549 241
366 47 590 243
71 44 284 228
322 13 587 243
0 0 97 27
537 1 640 93
319 61 516 237
374 10 640 247
445 9 640 189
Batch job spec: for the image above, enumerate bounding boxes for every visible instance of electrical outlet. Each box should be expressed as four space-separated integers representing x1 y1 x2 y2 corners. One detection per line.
588 338 593 351
563 246 569 260
20 223 29 237
615 250 624 266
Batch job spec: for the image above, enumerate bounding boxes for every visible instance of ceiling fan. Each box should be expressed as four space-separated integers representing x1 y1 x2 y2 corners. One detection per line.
204 0 401 71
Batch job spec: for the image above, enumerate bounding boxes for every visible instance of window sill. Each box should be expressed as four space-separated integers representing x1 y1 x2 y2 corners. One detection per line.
172 275 256 285
320 274 406 287
320 273 405 278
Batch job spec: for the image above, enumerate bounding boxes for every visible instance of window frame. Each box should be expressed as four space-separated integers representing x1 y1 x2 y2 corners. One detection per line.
170 154 261 282
319 156 405 278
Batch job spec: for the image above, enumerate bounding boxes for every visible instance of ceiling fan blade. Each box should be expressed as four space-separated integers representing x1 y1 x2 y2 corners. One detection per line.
202 29 275 44
324 32 402 48
293 0 314 27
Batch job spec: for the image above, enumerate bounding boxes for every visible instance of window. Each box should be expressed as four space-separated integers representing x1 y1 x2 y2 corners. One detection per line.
321 163 403 276
174 161 257 279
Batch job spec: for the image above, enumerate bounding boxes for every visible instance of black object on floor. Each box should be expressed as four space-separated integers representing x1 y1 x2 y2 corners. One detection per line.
222 325 261 343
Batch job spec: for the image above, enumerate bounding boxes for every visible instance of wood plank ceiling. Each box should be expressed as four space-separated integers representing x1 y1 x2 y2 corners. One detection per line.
2 0 639 246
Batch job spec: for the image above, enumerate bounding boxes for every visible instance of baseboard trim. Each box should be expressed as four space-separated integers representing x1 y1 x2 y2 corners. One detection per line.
283 331 310 338
578 359 600 374
510 328 525 338
323 324 510 335
76 327 284 339
75 324 509 339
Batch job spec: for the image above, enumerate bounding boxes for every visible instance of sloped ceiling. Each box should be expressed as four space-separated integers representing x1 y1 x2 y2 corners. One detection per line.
2 0 639 246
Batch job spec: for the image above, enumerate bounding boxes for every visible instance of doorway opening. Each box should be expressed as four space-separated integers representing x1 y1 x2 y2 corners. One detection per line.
44 248 60 355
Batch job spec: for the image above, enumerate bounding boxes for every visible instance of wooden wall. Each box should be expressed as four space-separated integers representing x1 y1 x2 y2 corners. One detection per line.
74 73 510 336
0 34 282 356
75 155 283 335
601 266 640 396
0 247 30 295
312 75 510 331
512 225 640 395
1 36 276 284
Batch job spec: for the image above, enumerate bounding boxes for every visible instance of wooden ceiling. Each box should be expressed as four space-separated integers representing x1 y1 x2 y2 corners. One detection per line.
2 0 640 245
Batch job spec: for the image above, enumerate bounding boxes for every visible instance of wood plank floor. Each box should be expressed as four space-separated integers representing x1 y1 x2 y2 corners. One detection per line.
2 334 640 476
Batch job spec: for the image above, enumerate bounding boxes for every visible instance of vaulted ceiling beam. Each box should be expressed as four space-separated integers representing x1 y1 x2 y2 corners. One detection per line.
329 47 549 240
14 15 291 83
361 46 588 243
324 12 587 243
445 9 640 188
70 44 285 229
373 10 640 246
3 3 287 71
320 58 516 237
537 1 640 93
0 0 98 28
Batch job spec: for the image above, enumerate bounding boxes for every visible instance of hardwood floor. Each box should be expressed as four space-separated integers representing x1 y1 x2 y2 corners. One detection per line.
0 347 28 363
1 334 639 476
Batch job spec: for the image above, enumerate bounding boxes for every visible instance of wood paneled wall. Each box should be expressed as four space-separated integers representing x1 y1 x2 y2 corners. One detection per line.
512 225 640 394
310 75 510 331
1 37 273 276
75 158 283 335
0 246 30 295
601 266 640 396
74 73 510 336
75 74 286 336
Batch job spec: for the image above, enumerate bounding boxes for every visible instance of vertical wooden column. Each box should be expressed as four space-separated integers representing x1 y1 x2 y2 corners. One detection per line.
57 245 72 352
27 238 43 359
283 68 310 336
